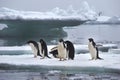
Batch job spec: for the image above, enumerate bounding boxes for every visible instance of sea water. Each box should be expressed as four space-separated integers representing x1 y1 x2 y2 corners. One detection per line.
0 70 120 80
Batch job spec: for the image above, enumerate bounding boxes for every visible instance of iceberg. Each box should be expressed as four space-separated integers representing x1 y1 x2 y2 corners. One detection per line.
0 24 8 30
85 16 120 24
0 1 97 20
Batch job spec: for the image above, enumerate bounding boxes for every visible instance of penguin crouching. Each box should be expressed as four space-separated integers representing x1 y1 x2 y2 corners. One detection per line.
57 39 67 61
38 39 51 59
27 40 41 58
88 38 103 60
49 46 59 58
65 40 75 60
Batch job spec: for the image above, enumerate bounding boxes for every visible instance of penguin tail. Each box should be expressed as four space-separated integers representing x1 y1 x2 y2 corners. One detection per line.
46 55 51 59
97 57 104 60
38 54 42 57
37 51 42 57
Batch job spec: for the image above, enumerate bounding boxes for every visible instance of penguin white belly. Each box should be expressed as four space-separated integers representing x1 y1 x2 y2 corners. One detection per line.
38 42 44 57
29 43 37 57
88 43 97 59
58 43 67 59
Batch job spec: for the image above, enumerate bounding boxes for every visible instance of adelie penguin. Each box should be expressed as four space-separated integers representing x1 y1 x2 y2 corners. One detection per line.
49 40 75 60
38 39 51 59
88 38 103 60
27 40 41 58
65 40 75 60
57 39 67 61
49 46 59 58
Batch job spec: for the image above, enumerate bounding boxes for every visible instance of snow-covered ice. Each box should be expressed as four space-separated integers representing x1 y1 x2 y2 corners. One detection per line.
0 53 120 70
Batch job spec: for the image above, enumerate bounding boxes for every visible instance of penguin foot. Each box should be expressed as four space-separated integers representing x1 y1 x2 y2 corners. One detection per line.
97 58 104 60
40 57 45 59
59 58 62 61
89 58 94 60
59 58 66 61
34 55 37 58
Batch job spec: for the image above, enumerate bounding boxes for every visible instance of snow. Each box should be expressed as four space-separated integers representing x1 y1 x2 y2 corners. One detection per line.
0 53 120 70
96 16 111 22
0 44 119 70
0 1 97 20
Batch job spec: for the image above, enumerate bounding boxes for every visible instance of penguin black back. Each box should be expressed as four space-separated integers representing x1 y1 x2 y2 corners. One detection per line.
88 38 103 60
27 40 41 56
65 40 75 60
49 46 58 58
40 39 51 58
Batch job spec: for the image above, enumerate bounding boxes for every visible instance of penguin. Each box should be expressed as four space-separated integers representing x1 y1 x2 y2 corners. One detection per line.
64 40 75 60
49 46 59 58
27 40 41 58
57 39 67 61
49 40 75 60
88 38 103 60
38 39 51 59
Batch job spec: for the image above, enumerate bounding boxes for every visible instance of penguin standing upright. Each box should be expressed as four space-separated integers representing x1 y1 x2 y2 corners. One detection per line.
38 39 51 59
65 40 75 60
88 38 103 60
27 40 41 58
57 39 67 61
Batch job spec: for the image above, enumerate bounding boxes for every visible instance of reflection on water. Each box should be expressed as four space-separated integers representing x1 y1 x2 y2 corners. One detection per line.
0 70 120 80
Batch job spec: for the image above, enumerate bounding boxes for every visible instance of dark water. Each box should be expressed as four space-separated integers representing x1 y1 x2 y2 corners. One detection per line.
0 19 120 46
0 70 120 80
0 64 120 80
0 19 85 46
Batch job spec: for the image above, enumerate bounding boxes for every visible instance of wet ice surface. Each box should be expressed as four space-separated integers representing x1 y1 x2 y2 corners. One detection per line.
0 70 120 80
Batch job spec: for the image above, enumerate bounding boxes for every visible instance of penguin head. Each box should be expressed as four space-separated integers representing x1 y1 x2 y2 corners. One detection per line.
27 40 35 44
59 39 66 48
88 38 94 42
39 39 44 44
59 39 64 42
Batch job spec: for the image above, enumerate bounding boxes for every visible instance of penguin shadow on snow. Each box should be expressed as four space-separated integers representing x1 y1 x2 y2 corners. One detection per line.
27 39 51 59
88 38 103 60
